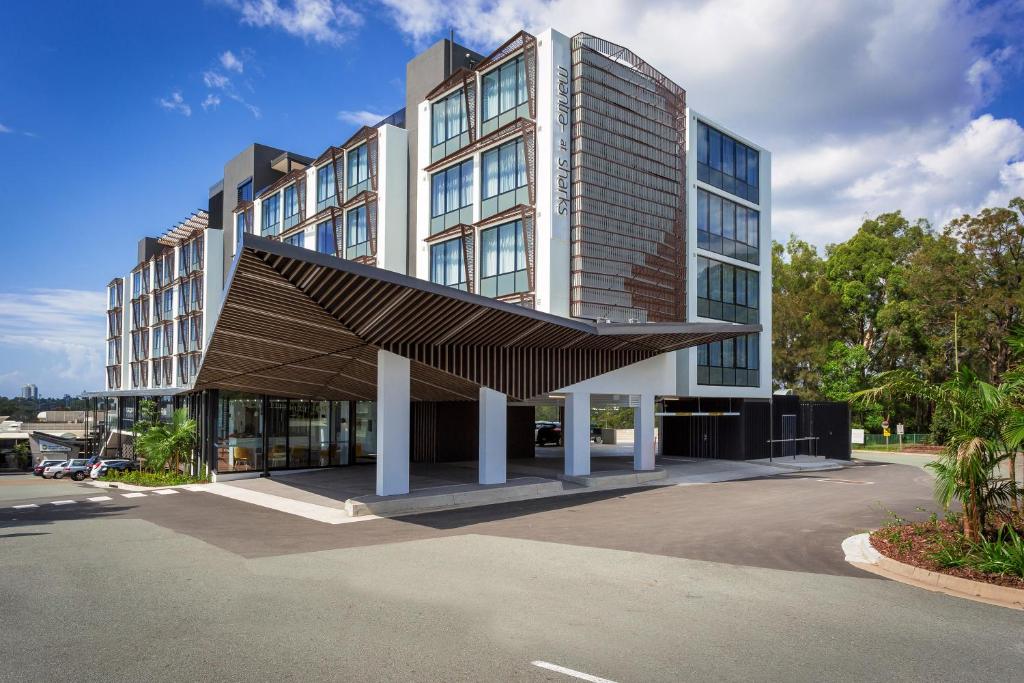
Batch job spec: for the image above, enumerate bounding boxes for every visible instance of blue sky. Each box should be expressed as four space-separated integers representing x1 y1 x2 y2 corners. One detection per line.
1 0 1022 397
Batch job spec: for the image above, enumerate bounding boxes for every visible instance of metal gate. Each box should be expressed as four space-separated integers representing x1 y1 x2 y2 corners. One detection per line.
688 415 719 459
781 414 797 458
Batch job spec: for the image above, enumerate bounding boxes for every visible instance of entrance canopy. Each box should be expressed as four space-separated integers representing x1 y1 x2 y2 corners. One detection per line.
194 236 760 402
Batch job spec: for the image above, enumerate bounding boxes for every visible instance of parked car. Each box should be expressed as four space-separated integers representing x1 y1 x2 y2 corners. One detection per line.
33 459 66 476
57 459 92 481
41 461 70 479
536 422 562 446
90 459 140 479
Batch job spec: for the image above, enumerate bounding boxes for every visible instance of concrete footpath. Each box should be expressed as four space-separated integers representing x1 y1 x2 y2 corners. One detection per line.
205 455 851 524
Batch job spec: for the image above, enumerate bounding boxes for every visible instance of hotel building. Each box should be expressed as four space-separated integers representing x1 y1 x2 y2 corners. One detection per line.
94 28 803 494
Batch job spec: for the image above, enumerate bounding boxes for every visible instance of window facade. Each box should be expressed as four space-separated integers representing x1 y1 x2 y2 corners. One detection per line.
346 145 369 197
697 333 760 387
481 138 528 218
261 192 280 236
695 120 759 203
482 55 528 134
316 220 335 255
480 220 527 297
430 238 466 289
283 185 299 229
696 188 760 265
432 90 468 146
346 206 369 259
235 212 246 250
430 160 473 233
695 256 759 324
237 177 253 203
284 232 304 248
316 163 336 211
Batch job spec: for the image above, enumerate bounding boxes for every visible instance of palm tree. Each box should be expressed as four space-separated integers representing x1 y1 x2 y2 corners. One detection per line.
855 367 1017 540
135 408 198 474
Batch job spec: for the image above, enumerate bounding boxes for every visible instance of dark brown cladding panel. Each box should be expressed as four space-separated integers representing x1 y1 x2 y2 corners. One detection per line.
569 34 687 324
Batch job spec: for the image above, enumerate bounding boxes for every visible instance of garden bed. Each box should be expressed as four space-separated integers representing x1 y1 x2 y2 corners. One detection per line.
870 518 1024 590
102 471 209 487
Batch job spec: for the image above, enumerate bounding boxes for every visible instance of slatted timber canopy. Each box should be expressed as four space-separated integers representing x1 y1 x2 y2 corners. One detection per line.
193 235 760 402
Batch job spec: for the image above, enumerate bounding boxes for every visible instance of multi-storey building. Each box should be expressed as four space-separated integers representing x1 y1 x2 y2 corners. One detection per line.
91 29 817 492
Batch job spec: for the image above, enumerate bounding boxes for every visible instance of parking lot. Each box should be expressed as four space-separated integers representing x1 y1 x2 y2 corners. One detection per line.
2 460 1022 682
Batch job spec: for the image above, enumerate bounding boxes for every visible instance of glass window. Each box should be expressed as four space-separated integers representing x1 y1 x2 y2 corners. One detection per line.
235 212 245 250
317 163 336 209
697 333 760 386
482 55 527 121
696 256 759 323
432 91 467 146
347 145 368 187
237 178 253 203
316 220 335 255
284 232 304 247
215 391 263 473
697 121 760 203
696 188 760 265
431 160 473 216
430 238 466 288
283 185 299 228
480 220 525 277
346 206 368 258
482 139 526 199
261 192 280 236
432 100 446 146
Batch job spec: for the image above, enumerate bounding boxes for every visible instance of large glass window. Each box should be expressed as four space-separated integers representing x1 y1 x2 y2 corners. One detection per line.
283 185 299 229
288 400 311 469
432 90 467 145
482 139 526 199
284 232 304 248
316 163 336 211
216 392 263 473
235 212 246 251
346 206 369 259
347 145 368 188
695 256 759 323
480 220 527 297
482 56 527 121
316 220 335 255
696 188 760 265
697 333 760 387
430 238 466 289
431 160 473 217
261 192 280 236
237 178 253 203
696 120 759 203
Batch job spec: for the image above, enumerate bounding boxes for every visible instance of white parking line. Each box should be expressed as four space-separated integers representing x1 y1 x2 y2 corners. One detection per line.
13 504 38 509
531 661 618 683
50 500 76 506
152 489 178 495
87 496 113 502
121 492 147 498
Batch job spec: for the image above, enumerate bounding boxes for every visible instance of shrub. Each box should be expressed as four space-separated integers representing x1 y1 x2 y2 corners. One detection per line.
103 469 208 487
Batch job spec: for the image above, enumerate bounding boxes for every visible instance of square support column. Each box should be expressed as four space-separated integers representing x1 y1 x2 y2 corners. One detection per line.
376 349 410 496
634 393 655 471
478 387 507 485
564 392 591 476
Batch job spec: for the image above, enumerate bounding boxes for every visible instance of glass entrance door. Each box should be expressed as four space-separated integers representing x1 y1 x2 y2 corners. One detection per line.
354 401 376 462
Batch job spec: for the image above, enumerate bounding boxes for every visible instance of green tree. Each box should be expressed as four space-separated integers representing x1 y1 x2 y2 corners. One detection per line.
135 407 198 474
12 441 31 470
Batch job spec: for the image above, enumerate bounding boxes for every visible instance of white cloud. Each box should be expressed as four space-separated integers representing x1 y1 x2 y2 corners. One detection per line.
0 123 11 133
380 0 1024 246
158 91 191 116
220 50 244 73
222 0 362 45
202 93 222 111
0 289 106 395
203 70 231 89
337 110 386 126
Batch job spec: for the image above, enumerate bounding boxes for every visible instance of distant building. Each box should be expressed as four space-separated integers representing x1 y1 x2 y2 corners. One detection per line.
20 384 38 400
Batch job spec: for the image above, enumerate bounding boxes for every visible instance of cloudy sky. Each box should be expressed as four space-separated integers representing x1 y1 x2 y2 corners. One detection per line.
0 0 1022 397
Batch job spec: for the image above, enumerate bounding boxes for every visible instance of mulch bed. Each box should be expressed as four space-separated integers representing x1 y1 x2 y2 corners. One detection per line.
870 519 1024 590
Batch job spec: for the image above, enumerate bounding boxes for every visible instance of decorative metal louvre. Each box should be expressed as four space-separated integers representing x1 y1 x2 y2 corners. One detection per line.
570 33 686 323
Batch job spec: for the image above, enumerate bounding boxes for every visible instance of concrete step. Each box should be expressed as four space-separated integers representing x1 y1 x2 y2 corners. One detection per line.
345 477 566 517
558 467 668 489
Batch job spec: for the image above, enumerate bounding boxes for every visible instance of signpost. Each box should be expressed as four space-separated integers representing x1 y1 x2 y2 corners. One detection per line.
882 419 890 447
896 423 904 451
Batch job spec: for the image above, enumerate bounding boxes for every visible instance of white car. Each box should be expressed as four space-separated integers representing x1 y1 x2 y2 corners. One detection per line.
42 461 69 479
90 459 131 479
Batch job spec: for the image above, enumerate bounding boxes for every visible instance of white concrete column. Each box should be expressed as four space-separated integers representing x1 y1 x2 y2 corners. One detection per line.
376 349 410 496
634 393 655 471
564 392 591 476
478 387 507 485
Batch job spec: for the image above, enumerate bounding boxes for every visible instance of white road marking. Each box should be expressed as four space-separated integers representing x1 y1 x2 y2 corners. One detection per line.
179 485 208 492
87 496 112 502
50 500 76 506
152 489 178 495
121 492 147 498
530 661 619 683
13 504 38 509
